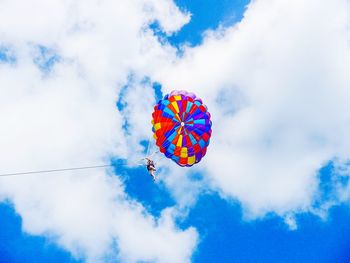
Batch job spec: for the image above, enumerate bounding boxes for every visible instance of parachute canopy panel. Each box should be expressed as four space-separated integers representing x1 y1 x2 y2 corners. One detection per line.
152 90 212 167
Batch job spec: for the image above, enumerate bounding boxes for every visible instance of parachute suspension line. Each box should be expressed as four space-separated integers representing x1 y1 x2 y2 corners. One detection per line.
0 164 113 177
145 132 153 158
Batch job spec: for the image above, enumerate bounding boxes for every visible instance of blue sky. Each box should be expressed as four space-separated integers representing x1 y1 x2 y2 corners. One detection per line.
1 0 350 262
169 0 250 46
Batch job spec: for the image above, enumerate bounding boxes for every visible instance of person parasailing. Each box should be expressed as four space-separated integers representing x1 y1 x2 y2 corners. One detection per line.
145 157 157 181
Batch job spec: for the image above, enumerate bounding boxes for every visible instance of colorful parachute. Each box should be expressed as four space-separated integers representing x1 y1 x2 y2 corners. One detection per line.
151 90 212 167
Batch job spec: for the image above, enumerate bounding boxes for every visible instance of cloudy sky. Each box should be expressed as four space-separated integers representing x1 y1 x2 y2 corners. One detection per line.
1 0 350 262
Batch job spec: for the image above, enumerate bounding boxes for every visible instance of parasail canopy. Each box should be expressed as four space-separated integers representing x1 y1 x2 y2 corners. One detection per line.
151 90 212 167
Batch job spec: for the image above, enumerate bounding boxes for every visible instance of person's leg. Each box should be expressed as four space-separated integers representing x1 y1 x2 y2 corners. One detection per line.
150 169 156 180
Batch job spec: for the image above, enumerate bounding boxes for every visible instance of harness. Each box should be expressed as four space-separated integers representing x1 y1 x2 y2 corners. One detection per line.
147 161 155 171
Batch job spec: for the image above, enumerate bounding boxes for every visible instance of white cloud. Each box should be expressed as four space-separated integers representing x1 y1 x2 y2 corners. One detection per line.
142 0 191 35
115 207 197 263
0 0 196 262
151 0 350 220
